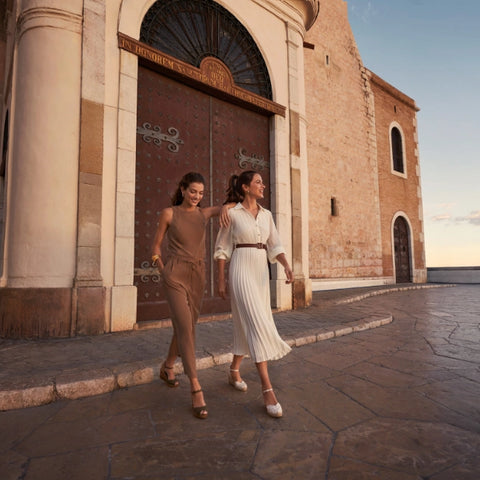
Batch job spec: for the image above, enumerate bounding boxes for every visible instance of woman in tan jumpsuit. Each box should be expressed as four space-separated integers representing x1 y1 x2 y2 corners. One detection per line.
151 172 230 419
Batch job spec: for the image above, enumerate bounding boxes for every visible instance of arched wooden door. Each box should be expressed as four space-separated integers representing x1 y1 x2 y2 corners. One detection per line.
134 66 271 322
394 216 411 283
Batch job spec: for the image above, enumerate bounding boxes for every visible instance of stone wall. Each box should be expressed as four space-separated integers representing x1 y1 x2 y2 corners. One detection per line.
428 267 480 284
368 71 427 282
304 0 383 280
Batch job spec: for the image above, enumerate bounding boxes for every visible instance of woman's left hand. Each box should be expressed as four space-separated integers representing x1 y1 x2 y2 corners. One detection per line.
219 205 230 228
284 266 294 284
219 203 236 228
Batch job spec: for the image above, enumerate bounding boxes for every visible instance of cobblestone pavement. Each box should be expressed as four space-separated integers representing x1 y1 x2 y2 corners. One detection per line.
1 284 479 479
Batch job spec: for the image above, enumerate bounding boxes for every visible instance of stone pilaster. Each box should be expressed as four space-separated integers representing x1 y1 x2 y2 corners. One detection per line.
73 0 107 335
286 25 312 308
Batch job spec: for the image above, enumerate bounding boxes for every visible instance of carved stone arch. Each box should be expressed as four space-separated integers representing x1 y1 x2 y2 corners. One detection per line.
139 0 272 99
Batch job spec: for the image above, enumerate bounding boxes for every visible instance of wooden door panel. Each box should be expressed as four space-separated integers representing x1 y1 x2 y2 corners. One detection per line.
203 97 271 314
135 66 270 322
394 217 411 283
135 67 210 321
200 97 271 314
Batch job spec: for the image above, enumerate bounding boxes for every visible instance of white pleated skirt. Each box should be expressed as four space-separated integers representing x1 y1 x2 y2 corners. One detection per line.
229 247 291 362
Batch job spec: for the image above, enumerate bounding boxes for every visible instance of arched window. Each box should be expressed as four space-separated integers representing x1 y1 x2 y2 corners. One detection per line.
140 0 272 99
391 126 405 174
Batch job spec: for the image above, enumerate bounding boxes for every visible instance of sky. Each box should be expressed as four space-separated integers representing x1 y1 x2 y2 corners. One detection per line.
346 0 480 267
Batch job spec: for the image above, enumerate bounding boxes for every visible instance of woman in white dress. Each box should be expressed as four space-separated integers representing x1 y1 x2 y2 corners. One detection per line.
214 170 294 418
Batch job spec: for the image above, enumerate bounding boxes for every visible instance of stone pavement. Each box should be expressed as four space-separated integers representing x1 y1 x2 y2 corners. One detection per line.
1 284 480 480
0 284 444 412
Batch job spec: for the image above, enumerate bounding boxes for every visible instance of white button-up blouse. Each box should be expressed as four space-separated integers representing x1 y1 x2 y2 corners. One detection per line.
214 203 285 264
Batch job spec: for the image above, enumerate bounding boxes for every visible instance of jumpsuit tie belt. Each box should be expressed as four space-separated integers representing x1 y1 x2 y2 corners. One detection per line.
171 254 205 266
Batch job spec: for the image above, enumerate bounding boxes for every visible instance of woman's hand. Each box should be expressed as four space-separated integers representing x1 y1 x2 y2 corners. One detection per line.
219 203 235 228
275 253 294 284
152 255 164 272
218 277 227 299
219 205 230 228
155 258 165 272
284 265 294 284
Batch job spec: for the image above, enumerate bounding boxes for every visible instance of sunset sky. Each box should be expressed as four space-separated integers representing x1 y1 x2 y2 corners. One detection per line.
347 0 480 267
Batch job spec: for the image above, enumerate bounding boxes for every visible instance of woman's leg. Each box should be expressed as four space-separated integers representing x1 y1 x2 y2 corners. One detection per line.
164 285 197 379
162 334 179 382
230 354 245 382
164 284 207 413
255 361 278 406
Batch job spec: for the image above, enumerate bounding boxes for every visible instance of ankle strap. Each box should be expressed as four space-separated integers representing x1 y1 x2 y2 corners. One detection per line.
191 389 203 394
262 388 273 393
230 368 239 372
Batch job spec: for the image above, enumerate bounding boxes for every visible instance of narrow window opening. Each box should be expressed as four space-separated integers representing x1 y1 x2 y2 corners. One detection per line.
391 126 405 173
325 55 329 66
330 197 338 216
394 105 397 113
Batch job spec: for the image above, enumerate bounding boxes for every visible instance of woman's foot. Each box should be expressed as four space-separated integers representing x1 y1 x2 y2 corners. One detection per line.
160 361 179 388
191 389 208 419
262 388 282 418
228 368 248 392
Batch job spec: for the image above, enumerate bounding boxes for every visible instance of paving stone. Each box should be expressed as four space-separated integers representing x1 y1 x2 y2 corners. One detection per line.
333 417 480 478
252 430 331 479
24 447 109 480
0 284 478 479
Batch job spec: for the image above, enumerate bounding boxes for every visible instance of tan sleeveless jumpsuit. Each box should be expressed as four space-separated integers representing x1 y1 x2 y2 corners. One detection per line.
161 206 206 378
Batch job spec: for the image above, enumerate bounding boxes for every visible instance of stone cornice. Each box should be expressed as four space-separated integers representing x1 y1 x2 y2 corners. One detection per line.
17 7 82 40
366 68 419 112
283 0 320 30
251 0 319 36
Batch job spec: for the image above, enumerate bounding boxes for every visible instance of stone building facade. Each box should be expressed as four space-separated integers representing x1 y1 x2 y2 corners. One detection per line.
0 0 426 338
304 0 426 289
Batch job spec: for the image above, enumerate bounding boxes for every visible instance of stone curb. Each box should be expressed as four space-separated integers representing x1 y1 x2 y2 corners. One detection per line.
334 283 456 305
0 313 392 412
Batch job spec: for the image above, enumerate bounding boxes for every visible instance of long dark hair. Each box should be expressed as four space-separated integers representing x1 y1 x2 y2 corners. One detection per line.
172 172 205 206
224 170 257 203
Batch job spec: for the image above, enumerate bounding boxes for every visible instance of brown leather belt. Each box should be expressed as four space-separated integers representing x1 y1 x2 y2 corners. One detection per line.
235 243 267 250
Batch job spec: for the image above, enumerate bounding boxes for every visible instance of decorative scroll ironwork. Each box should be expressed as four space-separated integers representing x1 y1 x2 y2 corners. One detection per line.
235 148 268 170
134 260 161 284
136 122 184 152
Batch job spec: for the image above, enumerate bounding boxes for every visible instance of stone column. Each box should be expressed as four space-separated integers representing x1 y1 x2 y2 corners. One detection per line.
0 1 83 337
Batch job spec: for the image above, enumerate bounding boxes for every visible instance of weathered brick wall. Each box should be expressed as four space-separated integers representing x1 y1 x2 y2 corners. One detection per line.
304 0 383 279
368 71 426 279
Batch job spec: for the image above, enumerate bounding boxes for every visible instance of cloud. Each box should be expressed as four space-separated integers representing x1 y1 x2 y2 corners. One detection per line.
431 210 480 226
455 210 480 226
438 203 456 210
350 1 376 23
431 214 451 222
